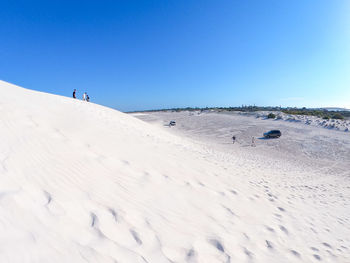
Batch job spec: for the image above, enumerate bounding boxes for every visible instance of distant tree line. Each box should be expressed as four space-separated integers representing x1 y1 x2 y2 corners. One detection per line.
134 105 282 113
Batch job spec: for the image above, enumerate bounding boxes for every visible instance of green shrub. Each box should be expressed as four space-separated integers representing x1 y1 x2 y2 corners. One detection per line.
267 113 276 119
331 113 344 120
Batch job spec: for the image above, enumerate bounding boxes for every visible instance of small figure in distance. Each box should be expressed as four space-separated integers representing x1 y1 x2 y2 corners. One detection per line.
232 135 236 144
73 89 76 99
86 94 90 102
83 92 87 101
251 136 256 147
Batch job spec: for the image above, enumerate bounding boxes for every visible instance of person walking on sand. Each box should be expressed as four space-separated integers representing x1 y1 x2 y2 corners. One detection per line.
73 89 76 99
82 92 87 101
86 94 90 102
251 136 256 147
232 135 236 144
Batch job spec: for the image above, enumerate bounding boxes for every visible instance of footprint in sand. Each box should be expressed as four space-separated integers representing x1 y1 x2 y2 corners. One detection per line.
265 226 275 232
108 208 118 223
290 250 301 258
130 229 142 245
222 205 236 217
322 242 332 249
313 254 321 261
274 213 283 218
209 239 225 253
43 190 52 205
197 181 205 187
279 225 288 235
90 212 98 227
243 247 254 259
229 189 238 195
90 213 105 238
265 240 273 249
186 248 197 261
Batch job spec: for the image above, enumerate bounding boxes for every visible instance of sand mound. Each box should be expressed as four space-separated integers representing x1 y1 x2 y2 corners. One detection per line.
1 80 349 262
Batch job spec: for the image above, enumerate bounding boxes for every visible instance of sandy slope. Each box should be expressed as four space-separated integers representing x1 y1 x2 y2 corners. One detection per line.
0 81 349 263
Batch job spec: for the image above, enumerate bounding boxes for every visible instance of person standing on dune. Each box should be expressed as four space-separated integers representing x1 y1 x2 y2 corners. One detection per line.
82 92 86 101
73 89 76 99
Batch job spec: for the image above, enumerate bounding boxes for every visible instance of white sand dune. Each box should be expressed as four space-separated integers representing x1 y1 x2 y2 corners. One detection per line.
1 80 350 263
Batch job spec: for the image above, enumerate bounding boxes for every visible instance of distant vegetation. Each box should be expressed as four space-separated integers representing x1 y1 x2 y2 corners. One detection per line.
281 108 349 120
134 105 282 113
130 106 350 120
267 113 276 119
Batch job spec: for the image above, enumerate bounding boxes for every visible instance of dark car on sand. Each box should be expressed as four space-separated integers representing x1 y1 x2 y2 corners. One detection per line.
263 130 281 138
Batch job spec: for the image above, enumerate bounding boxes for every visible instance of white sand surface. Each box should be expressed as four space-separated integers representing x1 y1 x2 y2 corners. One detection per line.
1 80 349 263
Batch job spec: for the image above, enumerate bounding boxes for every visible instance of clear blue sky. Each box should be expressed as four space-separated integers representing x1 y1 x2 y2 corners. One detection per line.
1 0 349 111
